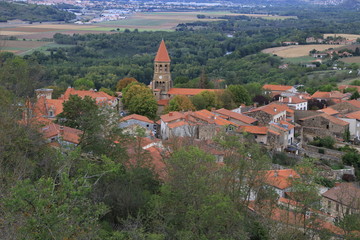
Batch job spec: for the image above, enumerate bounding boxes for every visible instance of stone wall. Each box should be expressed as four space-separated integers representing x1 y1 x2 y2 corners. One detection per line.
246 111 272 126
294 110 320 122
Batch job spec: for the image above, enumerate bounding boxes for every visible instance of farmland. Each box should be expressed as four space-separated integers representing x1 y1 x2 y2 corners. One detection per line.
323 34 360 41
340 56 360 63
262 44 343 58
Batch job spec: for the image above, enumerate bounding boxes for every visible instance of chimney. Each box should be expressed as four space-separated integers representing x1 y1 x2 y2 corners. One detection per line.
253 103 258 108
59 125 64 136
299 95 303 99
169 112 173 117
274 107 277 112
211 108 215 112
274 170 278 177
289 97 292 103
279 96 283 102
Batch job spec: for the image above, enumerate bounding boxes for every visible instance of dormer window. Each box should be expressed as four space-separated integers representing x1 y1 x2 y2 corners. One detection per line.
49 110 54 117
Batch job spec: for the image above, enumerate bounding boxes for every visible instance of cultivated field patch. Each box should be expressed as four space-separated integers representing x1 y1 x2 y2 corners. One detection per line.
340 56 360 63
262 44 344 58
323 34 360 41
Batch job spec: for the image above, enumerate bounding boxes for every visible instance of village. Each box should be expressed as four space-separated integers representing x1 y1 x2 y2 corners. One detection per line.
25 40 360 237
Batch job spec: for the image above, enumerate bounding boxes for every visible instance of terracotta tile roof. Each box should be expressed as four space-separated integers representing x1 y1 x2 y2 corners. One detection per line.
61 88 116 103
262 84 293 91
299 113 349 126
280 96 307 104
268 129 280 135
168 120 188 129
264 169 300 189
40 123 83 144
347 99 360 108
312 91 350 99
214 108 257 124
239 126 268 135
154 39 170 62
167 88 221 96
157 99 169 106
146 146 166 179
121 114 154 124
194 109 238 126
317 107 339 116
161 112 185 122
322 182 360 208
247 103 288 116
345 110 360 120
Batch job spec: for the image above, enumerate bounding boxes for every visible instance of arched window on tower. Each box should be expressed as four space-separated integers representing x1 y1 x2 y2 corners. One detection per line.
164 64 168 72
159 64 163 72
155 64 158 72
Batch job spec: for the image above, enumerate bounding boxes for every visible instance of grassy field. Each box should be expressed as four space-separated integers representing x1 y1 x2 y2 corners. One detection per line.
340 56 360 63
262 44 344 58
0 40 75 55
283 56 315 64
323 34 360 40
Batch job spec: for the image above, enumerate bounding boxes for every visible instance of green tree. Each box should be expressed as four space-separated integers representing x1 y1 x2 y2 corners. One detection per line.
74 77 95 90
166 95 195 112
227 85 251 105
116 77 138 92
57 94 99 131
350 91 360 100
342 151 360 177
123 83 157 119
1 174 107 240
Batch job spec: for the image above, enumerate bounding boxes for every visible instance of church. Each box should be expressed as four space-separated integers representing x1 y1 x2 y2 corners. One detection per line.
151 40 220 113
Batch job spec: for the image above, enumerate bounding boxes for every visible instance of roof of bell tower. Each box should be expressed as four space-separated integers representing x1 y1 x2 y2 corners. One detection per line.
155 39 170 62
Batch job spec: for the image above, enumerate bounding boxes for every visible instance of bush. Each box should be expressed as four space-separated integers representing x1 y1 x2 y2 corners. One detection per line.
309 136 335 149
318 149 325 154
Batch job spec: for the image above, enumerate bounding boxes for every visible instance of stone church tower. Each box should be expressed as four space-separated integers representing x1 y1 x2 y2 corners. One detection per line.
152 40 172 100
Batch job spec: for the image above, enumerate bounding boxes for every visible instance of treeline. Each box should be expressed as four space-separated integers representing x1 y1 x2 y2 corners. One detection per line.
0 1 75 22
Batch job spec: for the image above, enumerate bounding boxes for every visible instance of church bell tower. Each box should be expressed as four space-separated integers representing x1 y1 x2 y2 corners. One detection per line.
152 40 172 100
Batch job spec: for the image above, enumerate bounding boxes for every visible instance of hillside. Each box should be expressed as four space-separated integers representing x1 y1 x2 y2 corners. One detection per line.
0 2 75 22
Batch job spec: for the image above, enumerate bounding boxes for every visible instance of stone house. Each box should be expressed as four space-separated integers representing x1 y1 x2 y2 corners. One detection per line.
339 111 360 139
244 103 288 126
330 100 360 115
238 126 268 144
298 113 349 139
269 121 295 146
321 182 360 219
119 114 156 136
262 169 300 198
311 91 351 103
40 123 83 147
160 110 237 140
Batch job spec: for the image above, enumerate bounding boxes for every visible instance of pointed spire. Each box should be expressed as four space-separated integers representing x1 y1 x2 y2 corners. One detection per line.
155 39 170 62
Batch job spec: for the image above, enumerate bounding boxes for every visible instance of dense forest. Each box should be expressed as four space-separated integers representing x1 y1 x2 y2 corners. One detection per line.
0 1 75 22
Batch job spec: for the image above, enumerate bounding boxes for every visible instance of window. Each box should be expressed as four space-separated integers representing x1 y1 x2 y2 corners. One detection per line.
328 200 331 209
49 111 54 117
336 204 339 212
326 125 329 129
146 124 149 128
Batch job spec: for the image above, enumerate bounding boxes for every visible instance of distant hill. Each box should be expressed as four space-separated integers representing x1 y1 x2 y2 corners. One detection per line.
0 2 75 22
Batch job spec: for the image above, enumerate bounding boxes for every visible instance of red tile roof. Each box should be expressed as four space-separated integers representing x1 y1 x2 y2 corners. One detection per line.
262 84 293 91
194 109 238 126
347 100 360 108
345 110 360 120
239 126 268 135
161 112 185 122
121 114 154 124
317 107 339 116
167 88 221 96
264 169 300 189
168 120 188 129
270 121 295 132
268 129 280 135
214 108 257 124
300 113 349 126
61 88 116 103
40 123 83 144
247 103 288 116
154 39 170 62
312 90 350 99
